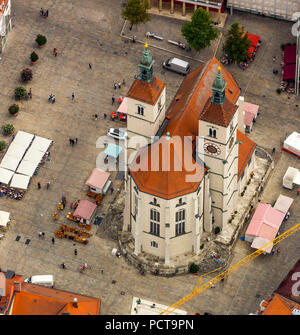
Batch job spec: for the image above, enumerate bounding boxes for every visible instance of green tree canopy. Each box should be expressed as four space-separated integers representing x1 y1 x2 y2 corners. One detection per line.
223 22 252 63
181 8 218 52
122 0 150 29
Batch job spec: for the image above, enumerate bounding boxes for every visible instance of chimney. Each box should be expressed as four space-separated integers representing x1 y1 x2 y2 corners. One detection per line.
73 297 78 308
14 281 21 293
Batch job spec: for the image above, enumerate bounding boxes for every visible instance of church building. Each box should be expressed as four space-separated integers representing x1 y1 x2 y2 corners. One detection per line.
123 45 256 265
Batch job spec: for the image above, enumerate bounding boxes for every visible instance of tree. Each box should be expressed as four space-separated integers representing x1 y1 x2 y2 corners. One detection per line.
181 8 218 52
21 68 33 82
223 22 252 63
122 0 150 30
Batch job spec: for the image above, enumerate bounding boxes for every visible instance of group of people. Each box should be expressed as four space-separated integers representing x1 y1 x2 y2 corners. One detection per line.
40 8 49 18
69 138 78 146
113 80 125 90
0 183 25 200
37 181 51 189
48 94 56 103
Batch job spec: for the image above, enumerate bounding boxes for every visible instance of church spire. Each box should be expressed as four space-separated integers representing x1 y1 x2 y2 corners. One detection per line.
138 42 154 83
211 66 227 105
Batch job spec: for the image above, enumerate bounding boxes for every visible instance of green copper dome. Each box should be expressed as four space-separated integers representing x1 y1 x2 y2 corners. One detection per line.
138 44 155 83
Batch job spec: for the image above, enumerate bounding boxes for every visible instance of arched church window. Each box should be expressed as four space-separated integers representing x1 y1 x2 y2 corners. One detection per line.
137 106 144 116
209 128 213 137
213 130 216 138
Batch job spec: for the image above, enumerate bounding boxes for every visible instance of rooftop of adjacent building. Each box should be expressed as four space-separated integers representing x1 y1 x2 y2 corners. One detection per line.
258 293 300 315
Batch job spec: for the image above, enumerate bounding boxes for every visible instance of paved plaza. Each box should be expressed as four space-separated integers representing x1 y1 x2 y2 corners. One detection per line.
0 0 299 315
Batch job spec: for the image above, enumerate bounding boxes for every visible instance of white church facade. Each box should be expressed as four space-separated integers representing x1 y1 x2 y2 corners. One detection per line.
123 45 256 265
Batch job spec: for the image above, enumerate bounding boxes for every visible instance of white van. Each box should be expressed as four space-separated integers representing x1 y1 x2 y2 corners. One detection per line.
163 57 191 75
24 275 54 288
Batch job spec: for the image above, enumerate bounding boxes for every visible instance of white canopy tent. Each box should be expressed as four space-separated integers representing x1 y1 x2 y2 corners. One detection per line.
5 142 27 160
251 237 273 254
0 210 10 229
23 147 45 164
16 160 38 177
10 174 30 190
0 167 14 184
273 195 294 214
0 155 21 171
30 136 52 153
283 132 300 157
13 130 34 148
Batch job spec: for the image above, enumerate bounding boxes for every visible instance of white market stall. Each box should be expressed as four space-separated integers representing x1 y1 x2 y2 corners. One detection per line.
30 136 52 153
0 155 21 171
5 142 28 160
23 147 45 164
282 132 300 158
0 210 10 231
13 131 34 148
273 195 294 214
0 167 14 185
10 174 31 190
16 160 38 177
85 168 111 194
283 167 299 189
251 237 273 254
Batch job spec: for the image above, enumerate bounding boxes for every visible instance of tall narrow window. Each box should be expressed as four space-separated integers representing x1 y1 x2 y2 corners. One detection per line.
134 195 138 216
175 209 185 236
213 130 216 138
137 106 144 116
209 128 213 137
150 208 160 236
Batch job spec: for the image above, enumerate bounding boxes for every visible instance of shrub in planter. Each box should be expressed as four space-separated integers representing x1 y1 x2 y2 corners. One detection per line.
189 263 199 274
15 86 27 99
8 104 19 115
2 123 15 135
21 68 33 82
30 51 39 63
0 140 6 151
214 226 221 234
35 34 47 47
276 88 281 94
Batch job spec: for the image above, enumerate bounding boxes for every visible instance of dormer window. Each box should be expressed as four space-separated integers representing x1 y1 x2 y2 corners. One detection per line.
137 106 144 116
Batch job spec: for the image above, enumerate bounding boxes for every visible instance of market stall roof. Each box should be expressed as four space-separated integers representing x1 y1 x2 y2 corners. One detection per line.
0 210 10 228
117 97 127 114
85 168 110 190
30 136 52 153
247 34 260 47
23 147 45 164
16 160 39 177
245 203 285 240
10 174 30 190
104 143 122 159
244 102 259 126
284 44 297 65
273 195 294 214
283 63 296 80
0 167 14 184
0 155 21 171
5 142 27 160
293 172 300 185
13 131 34 148
283 132 300 156
73 200 97 220
251 237 273 254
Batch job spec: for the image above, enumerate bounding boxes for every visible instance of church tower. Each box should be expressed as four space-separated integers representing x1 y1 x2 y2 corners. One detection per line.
198 66 239 230
126 44 166 164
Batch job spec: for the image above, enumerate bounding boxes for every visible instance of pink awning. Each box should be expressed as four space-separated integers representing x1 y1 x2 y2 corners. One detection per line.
117 97 127 114
73 200 97 220
245 203 285 240
85 168 110 190
284 44 296 65
283 64 296 80
244 102 259 127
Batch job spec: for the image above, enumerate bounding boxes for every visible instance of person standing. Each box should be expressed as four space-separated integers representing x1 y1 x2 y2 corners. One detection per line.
40 8 44 16
113 83 117 90
74 249 77 256
110 187 114 194
37 182 41 189
104 113 107 119
94 114 98 120
47 181 50 189
70 203 73 209
72 92 75 101
118 82 121 89
52 237 55 245
28 88 32 99
89 63 92 69
69 138 72 145
45 9 49 17
112 96 115 105
297 189 300 196
122 79 126 86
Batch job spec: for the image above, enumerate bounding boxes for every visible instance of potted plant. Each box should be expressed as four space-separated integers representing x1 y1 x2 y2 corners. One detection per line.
189 263 199 273
2 123 15 136
0 140 6 152
14 86 27 100
30 51 39 64
8 104 19 116
35 34 47 48
21 68 33 82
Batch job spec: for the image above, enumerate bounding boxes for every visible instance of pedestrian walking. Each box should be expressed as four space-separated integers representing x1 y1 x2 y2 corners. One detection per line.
112 96 115 105
113 83 117 90
110 187 114 194
89 63 92 69
45 9 49 17
40 8 44 16
38 232 43 238
51 97 56 104
48 94 53 102
28 88 32 99
134 75 137 80
74 249 77 256
70 203 73 209
62 196 66 205
72 92 75 101
297 189 300 196
75 138 78 144
42 232 45 238
37 182 41 189
101 269 104 274
61 263 66 269
104 113 107 119
272 147 276 155
94 114 98 120
271 250 275 255
52 237 55 245
69 138 72 145
47 181 50 189
276 248 280 254
122 79 126 86
53 48 57 57
118 82 121 89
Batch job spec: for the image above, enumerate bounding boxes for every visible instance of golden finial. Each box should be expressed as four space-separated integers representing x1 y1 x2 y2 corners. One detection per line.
217 65 221 71
145 35 149 48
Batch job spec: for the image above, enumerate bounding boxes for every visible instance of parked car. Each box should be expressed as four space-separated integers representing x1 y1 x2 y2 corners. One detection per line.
163 57 191 75
24 275 54 288
107 128 127 140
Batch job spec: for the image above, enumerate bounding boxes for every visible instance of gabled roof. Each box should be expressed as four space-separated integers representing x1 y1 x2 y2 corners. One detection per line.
126 76 165 106
73 199 97 220
260 293 300 315
237 130 256 180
